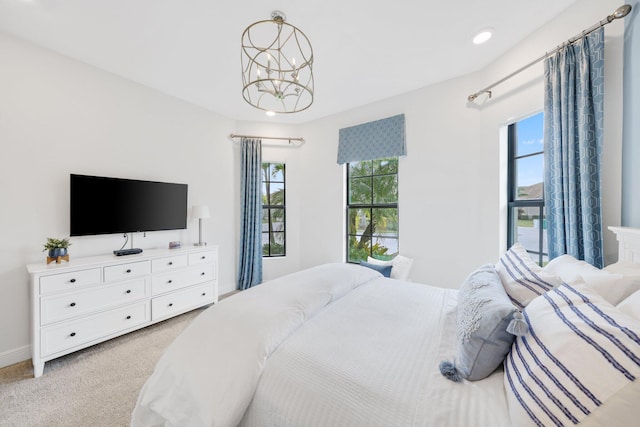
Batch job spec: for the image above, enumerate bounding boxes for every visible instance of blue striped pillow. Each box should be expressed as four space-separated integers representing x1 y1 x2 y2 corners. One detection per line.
496 243 563 308
504 283 640 426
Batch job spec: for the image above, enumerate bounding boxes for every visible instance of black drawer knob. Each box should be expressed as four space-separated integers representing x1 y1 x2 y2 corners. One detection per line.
70 332 76 337
201 256 206 260
126 315 131 320
69 278 76 283
202 292 206 296
168 280 173 284
70 302 76 307
126 269 132 273
201 272 205 276
126 290 131 294
168 262 173 265
168 303 173 307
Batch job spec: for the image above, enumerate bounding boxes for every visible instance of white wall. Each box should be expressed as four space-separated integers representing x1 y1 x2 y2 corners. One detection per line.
0 0 629 369
622 0 640 226
0 33 239 366
298 0 625 288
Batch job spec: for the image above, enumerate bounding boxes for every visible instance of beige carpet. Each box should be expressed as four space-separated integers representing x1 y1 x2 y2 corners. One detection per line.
0 306 207 427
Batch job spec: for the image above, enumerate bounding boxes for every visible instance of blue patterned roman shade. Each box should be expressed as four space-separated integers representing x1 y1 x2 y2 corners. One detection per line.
337 114 406 164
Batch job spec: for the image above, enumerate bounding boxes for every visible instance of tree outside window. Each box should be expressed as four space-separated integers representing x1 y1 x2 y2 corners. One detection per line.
262 163 285 257
346 157 399 263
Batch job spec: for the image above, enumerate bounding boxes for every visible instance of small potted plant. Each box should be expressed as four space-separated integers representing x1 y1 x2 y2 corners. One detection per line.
43 237 71 259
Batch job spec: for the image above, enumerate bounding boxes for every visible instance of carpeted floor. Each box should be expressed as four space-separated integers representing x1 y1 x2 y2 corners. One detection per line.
0 305 207 427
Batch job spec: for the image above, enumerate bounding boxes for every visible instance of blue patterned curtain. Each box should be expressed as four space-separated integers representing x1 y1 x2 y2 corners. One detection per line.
238 138 263 289
337 114 406 164
544 28 604 267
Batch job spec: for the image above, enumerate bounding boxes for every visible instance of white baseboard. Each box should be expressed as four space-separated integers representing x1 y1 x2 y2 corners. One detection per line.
0 345 31 369
218 281 237 296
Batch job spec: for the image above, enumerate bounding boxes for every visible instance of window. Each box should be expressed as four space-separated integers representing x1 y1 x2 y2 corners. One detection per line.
346 157 399 263
262 163 285 257
507 112 547 265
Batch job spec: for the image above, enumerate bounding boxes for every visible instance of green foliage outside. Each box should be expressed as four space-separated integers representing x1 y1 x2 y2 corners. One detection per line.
347 158 398 263
518 219 534 227
262 163 285 257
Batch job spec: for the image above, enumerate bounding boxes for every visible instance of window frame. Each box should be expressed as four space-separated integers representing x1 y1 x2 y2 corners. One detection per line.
507 116 546 265
262 162 286 258
345 157 399 264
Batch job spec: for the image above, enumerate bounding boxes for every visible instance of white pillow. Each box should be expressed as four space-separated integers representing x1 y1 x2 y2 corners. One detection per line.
605 261 640 303
605 261 640 277
544 256 640 305
542 254 598 280
367 255 413 281
495 243 563 308
617 289 640 320
504 283 640 427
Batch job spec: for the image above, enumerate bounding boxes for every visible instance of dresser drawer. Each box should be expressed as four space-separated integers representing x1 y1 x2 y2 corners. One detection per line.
188 250 217 266
151 255 188 273
104 260 150 283
151 265 214 295
151 283 214 321
40 278 149 325
41 301 150 357
39 268 102 295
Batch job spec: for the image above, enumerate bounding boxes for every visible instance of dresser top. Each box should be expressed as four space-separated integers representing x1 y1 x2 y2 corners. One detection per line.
27 245 218 275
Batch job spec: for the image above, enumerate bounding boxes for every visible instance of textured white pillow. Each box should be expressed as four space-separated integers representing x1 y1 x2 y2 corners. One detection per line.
495 243 563 308
367 255 413 281
617 290 640 320
504 283 640 427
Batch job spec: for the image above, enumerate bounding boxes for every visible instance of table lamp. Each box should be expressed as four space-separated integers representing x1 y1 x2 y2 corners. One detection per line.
192 205 211 246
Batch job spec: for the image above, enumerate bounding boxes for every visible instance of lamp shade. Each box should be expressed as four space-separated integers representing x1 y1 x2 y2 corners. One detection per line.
191 205 211 220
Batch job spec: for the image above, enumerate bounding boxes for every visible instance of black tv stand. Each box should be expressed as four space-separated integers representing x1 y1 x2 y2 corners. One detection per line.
113 248 143 256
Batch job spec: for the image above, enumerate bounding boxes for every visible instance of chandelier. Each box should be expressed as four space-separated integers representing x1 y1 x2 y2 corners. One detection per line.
241 11 314 114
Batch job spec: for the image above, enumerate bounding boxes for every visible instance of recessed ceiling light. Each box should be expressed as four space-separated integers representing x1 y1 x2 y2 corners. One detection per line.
473 29 494 45
266 111 276 117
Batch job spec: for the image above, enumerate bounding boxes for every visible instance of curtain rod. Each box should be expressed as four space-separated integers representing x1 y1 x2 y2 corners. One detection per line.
467 4 632 103
229 133 305 144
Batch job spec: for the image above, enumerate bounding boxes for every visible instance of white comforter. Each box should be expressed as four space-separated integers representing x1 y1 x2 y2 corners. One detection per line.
131 263 509 427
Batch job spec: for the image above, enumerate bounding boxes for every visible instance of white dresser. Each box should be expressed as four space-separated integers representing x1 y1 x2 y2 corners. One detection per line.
27 246 218 377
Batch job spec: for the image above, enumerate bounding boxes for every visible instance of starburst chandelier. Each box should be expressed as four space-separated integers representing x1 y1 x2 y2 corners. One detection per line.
241 11 314 114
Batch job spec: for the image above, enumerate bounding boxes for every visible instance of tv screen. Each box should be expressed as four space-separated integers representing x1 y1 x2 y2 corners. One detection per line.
70 174 188 236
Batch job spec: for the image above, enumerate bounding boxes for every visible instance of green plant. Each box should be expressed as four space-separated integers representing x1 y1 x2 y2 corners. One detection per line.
42 237 71 252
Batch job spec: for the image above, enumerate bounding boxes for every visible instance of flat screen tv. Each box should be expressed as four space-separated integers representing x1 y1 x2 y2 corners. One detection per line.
70 174 188 237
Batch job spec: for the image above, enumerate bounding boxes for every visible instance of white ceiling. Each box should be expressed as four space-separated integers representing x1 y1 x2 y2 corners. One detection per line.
0 0 577 124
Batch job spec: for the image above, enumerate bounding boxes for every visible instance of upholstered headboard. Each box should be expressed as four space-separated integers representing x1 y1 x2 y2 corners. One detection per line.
609 226 640 263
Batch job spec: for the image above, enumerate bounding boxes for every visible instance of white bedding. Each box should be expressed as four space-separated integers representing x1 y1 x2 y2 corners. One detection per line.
240 277 509 427
131 263 509 427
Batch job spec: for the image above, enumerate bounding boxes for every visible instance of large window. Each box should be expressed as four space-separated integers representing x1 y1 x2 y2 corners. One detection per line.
262 163 285 257
346 157 399 263
507 112 547 265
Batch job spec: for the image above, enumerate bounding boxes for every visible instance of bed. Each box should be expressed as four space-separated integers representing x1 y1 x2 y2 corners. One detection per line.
131 226 640 427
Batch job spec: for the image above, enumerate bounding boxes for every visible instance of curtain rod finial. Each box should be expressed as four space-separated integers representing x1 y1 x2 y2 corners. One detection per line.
467 91 492 103
612 4 632 20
